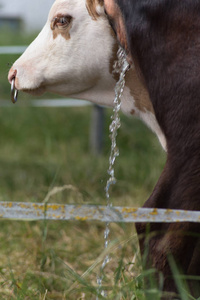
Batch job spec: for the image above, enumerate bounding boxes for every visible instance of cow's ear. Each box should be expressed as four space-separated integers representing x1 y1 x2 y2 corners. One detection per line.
86 0 105 20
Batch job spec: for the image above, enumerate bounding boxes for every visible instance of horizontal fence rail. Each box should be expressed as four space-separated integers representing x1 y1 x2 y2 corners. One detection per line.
0 46 27 54
0 99 91 107
1 202 200 223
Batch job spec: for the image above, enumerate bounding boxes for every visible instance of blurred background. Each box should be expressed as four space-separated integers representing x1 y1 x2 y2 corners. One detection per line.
0 0 54 31
0 1 166 299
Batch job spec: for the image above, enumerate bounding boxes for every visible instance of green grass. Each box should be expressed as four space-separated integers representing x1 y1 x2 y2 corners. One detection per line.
0 29 194 299
0 104 167 299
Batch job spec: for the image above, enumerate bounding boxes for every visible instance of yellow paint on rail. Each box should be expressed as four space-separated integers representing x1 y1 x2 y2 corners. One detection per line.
33 204 45 211
20 203 31 209
150 208 158 215
2 202 13 208
75 216 89 221
165 209 173 214
122 208 138 213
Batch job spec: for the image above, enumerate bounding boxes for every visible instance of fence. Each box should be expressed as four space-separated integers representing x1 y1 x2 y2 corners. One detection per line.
1 202 200 223
1 45 200 224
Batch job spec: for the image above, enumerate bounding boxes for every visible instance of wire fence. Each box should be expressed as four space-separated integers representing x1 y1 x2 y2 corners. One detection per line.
0 46 27 54
0 98 91 107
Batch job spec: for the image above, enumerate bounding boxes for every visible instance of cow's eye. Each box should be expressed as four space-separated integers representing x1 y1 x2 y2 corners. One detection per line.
60 17 67 24
51 15 72 29
57 16 72 26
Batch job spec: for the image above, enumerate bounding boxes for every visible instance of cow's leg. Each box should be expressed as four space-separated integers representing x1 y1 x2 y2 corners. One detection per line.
136 159 200 298
136 222 200 299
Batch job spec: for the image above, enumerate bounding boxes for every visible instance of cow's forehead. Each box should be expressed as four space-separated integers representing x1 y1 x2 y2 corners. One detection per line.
49 0 104 20
49 0 84 19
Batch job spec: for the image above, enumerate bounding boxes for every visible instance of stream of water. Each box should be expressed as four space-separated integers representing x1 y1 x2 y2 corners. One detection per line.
96 47 130 299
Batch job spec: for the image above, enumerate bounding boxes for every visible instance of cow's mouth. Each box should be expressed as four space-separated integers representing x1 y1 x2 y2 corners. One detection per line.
22 86 46 96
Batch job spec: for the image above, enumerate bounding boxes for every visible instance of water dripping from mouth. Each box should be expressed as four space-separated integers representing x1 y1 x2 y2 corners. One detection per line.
96 47 130 299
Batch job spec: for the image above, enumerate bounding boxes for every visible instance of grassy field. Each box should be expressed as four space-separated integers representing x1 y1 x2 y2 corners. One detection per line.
0 30 193 299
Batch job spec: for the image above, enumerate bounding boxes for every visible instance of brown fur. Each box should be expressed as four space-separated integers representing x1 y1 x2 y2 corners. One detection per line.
109 40 154 115
125 68 154 114
51 15 72 40
86 0 104 20
104 0 200 297
88 0 154 116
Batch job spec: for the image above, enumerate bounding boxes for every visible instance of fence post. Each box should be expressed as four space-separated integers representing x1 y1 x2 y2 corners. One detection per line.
90 105 105 155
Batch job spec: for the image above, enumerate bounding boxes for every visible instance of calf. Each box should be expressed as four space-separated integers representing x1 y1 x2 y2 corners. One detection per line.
104 0 200 298
8 0 166 150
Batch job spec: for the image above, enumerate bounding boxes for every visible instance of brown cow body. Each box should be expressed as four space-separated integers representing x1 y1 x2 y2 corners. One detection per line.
104 0 200 298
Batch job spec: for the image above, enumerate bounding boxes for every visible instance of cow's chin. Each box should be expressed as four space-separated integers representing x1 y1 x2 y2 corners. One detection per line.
22 86 46 96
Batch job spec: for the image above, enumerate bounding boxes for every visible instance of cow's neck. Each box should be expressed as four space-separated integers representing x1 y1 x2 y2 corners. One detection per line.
69 67 167 151
69 78 116 107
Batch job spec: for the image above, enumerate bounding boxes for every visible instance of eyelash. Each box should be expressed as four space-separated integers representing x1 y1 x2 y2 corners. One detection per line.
59 17 67 24
52 15 72 29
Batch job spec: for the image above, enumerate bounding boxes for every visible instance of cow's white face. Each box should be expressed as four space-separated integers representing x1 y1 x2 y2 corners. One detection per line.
8 0 167 150
8 0 117 105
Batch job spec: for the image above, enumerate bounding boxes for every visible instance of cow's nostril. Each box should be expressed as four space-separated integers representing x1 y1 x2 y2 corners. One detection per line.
8 68 17 84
